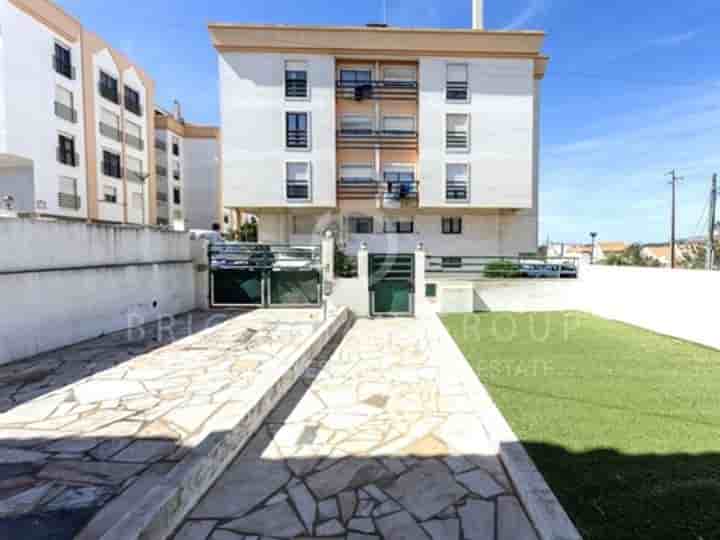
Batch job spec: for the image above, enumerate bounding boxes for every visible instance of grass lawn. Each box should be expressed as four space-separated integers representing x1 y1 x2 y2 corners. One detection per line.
442 311 720 540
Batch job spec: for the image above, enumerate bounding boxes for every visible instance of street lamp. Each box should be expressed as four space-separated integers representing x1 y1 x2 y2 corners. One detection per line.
590 232 598 264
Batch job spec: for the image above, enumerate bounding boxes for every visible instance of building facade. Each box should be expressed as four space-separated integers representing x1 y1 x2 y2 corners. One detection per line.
154 106 222 231
210 9 548 255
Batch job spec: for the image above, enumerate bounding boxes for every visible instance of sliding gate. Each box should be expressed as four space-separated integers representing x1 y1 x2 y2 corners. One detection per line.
209 243 322 308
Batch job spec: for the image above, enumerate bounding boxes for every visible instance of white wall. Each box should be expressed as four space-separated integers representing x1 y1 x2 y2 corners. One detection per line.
219 52 336 209
184 136 220 230
418 57 535 210
1 0 87 218
0 164 35 212
123 67 150 225
0 219 197 365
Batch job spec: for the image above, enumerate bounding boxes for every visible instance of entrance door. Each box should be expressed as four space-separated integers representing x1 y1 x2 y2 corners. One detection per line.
369 254 414 316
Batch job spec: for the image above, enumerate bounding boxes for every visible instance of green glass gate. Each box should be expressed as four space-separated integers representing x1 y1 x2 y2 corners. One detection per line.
369 254 414 316
211 270 264 306
269 270 321 306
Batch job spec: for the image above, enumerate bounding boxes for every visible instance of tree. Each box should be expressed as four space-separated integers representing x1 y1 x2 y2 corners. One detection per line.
603 243 661 267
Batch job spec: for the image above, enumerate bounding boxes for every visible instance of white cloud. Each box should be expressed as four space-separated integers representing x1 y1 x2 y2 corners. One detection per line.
503 0 546 30
650 30 699 47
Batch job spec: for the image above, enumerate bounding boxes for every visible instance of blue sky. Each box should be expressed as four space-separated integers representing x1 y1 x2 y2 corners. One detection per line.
56 0 720 244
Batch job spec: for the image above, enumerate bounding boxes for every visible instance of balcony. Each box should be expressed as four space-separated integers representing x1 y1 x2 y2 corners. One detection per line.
446 81 468 101
336 80 417 101
126 133 145 151
446 180 469 201
54 101 77 123
336 179 381 200
98 82 119 104
53 55 75 80
336 178 419 205
156 165 168 177
336 129 417 150
56 148 79 167
99 122 123 143
286 179 310 200
58 192 81 210
446 131 469 149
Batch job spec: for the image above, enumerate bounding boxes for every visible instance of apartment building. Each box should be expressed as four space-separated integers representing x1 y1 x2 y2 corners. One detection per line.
210 0 548 256
154 105 222 231
0 0 156 224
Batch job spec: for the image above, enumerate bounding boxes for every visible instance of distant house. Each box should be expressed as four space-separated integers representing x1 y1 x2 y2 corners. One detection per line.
641 244 692 267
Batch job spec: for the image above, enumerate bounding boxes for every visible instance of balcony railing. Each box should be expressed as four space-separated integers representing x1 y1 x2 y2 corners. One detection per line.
126 133 144 151
446 180 469 201
56 148 79 167
286 179 310 200
99 122 123 143
336 80 417 101
446 131 469 149
155 139 167 152
337 179 381 200
156 165 168 177
385 180 419 200
98 83 119 104
53 55 75 80
446 81 468 101
287 129 309 148
336 129 417 150
285 79 308 98
58 192 81 210
54 101 77 123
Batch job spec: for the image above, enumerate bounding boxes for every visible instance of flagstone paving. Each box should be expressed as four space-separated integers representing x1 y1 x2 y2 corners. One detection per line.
174 317 540 540
0 309 325 540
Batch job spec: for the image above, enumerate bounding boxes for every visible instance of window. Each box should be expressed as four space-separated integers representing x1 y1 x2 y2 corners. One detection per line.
442 217 463 234
131 192 144 210
126 156 143 182
382 67 416 85
348 217 374 234
286 162 310 200
384 166 415 185
340 164 374 183
124 86 142 115
446 63 469 101
446 163 469 201
102 150 122 178
339 69 372 86
446 114 469 150
125 120 143 150
285 61 308 98
54 86 76 123
442 256 463 269
58 177 79 209
103 185 117 203
172 137 180 156
57 134 77 166
173 161 181 180
59 176 76 195
99 71 119 103
54 43 73 79
286 112 309 148
383 218 414 234
382 116 415 133
100 109 122 142
340 115 373 134
173 187 181 205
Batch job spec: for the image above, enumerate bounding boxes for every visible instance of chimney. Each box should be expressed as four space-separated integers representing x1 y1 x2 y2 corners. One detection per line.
173 99 183 122
472 0 484 29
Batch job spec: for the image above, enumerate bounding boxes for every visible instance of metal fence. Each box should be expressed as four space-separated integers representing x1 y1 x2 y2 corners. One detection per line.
426 255 580 279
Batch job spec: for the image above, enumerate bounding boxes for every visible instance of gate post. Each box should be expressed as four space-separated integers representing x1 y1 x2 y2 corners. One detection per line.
321 230 335 282
358 242 369 290
414 242 426 310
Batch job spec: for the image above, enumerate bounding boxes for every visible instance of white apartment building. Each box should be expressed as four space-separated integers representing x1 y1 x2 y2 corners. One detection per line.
0 0 156 225
209 2 548 256
154 105 222 231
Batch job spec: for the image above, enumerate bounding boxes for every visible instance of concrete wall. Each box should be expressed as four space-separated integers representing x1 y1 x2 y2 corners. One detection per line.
0 219 196 364
0 165 35 212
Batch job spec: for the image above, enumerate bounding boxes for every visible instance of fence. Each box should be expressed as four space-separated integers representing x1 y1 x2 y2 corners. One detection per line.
426 255 580 279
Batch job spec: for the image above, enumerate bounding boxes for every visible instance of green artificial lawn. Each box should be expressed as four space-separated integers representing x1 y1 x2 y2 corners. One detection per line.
442 311 720 540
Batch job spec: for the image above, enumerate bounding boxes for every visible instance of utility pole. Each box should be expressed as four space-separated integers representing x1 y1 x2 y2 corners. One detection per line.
707 173 717 270
590 232 598 264
666 170 683 269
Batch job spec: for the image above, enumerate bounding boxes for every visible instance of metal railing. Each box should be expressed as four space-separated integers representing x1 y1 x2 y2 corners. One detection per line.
336 80 418 101
337 179 381 200
287 129 309 148
56 148 79 167
336 129 417 150
53 55 75 80
285 79 308 98
446 180 469 201
286 179 310 200
446 81 468 101
446 130 468 149
54 102 77 123
125 133 144 151
99 122 123 143
426 256 579 279
58 192 81 210
209 242 322 271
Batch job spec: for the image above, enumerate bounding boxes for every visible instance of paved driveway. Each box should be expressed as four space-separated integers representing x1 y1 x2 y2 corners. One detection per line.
175 316 539 540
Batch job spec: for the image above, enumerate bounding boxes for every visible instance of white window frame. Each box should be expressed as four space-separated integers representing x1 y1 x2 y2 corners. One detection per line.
101 108 120 130
55 85 74 108
337 65 374 84
445 162 471 203
446 62 470 104
103 184 118 204
284 59 310 101
131 191 144 210
382 66 416 82
284 160 312 202
381 115 416 132
445 113 471 153
285 111 312 152
125 119 142 139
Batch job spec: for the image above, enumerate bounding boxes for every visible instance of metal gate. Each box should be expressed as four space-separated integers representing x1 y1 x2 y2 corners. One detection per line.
369 254 414 317
209 243 322 308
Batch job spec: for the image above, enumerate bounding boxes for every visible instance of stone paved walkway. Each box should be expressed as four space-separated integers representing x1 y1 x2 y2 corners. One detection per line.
0 309 325 540
174 315 540 540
